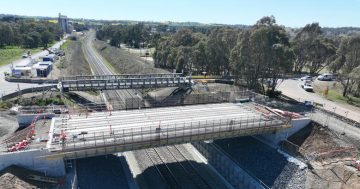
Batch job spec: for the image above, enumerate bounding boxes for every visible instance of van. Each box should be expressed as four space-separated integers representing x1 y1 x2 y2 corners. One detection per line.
317 73 334 81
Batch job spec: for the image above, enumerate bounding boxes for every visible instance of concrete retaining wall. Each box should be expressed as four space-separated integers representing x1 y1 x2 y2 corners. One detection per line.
5 77 58 84
0 85 57 101
17 113 55 128
255 117 311 147
0 149 65 177
192 141 264 189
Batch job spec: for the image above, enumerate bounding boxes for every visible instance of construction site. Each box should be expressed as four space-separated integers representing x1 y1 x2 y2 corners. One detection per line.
0 30 359 189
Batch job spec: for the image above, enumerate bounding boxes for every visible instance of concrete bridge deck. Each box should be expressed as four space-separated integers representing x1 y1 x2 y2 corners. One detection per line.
46 103 289 160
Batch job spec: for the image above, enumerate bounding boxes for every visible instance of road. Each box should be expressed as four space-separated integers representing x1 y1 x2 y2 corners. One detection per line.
0 40 65 97
278 79 360 122
82 30 141 110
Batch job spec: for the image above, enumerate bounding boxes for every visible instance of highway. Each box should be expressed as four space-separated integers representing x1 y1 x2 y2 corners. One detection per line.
82 30 141 110
0 40 65 97
278 79 360 122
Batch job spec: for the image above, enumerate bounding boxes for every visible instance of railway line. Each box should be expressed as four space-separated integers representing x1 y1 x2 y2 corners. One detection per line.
82 31 141 110
133 145 229 189
80 30 231 189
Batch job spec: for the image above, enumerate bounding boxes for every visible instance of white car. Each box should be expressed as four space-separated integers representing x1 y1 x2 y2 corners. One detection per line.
318 73 334 81
301 82 314 92
300 75 313 81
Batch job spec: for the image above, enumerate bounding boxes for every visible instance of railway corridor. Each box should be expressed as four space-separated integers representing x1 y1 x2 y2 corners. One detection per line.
82 30 141 110
133 144 231 189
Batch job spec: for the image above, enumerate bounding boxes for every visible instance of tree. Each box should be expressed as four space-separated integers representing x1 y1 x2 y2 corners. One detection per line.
333 36 360 97
206 28 238 75
0 22 14 47
230 16 293 94
292 23 336 75
41 31 52 48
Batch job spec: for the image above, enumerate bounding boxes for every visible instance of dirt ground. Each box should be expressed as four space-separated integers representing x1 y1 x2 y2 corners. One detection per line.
93 40 168 74
286 123 360 189
0 165 60 189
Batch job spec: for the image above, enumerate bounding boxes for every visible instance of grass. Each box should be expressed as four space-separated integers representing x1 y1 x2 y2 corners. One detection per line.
313 81 360 108
60 40 72 50
324 90 360 107
0 100 13 110
0 46 44 67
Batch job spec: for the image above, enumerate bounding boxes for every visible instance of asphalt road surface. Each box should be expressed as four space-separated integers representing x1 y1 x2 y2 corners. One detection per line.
278 79 360 122
0 40 65 97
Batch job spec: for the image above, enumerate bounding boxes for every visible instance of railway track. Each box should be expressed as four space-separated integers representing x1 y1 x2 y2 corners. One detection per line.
145 148 182 189
142 145 214 189
82 31 142 110
166 145 213 189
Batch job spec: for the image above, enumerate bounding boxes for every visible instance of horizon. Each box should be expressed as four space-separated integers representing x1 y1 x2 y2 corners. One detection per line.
0 0 360 27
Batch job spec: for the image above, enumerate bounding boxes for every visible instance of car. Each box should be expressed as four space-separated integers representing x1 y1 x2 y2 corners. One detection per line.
301 81 314 92
300 75 313 81
22 53 28 58
318 73 334 81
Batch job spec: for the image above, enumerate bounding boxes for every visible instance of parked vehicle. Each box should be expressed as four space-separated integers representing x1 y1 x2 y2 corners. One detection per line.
300 75 313 81
301 81 314 92
318 73 335 81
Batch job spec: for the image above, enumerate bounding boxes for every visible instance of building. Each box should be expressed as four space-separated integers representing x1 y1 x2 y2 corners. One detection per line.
58 13 69 33
32 62 53 77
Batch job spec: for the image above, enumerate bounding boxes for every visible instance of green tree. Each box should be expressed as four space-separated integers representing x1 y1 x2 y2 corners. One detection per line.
41 30 53 47
332 36 360 97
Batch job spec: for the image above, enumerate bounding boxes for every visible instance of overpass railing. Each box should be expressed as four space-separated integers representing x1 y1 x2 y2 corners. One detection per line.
59 73 184 81
48 115 287 159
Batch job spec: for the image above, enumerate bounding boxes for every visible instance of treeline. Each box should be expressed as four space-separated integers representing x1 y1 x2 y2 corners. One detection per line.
96 23 150 48
96 16 360 97
96 23 213 49
0 16 62 48
154 16 360 97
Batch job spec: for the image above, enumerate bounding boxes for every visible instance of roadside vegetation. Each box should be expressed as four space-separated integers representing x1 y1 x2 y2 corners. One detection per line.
314 81 360 107
0 46 40 66
97 16 360 103
93 39 167 74
57 35 91 76
0 15 62 66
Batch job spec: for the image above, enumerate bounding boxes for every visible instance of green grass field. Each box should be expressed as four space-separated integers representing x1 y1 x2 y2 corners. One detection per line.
313 81 360 108
0 46 43 67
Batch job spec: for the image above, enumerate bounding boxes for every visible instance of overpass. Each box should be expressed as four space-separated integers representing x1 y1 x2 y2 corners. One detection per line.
58 73 191 92
45 103 289 160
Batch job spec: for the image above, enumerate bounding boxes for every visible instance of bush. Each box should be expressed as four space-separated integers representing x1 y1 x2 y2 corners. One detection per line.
266 89 282 98
0 101 13 110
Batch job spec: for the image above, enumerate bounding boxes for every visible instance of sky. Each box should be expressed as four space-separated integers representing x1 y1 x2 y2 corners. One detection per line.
0 0 359 27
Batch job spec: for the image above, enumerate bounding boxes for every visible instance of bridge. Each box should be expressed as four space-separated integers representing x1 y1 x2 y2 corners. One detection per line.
45 103 289 160
58 73 191 92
